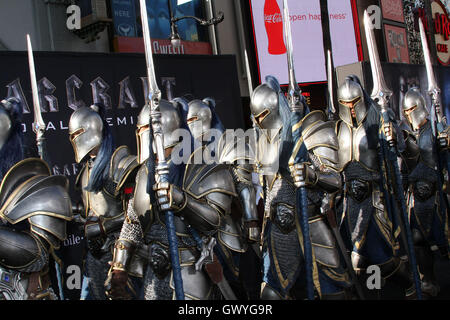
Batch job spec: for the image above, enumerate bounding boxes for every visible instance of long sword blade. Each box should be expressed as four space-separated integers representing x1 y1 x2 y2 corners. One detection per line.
419 18 444 126
26 35 45 139
363 11 392 109
282 0 301 98
327 50 336 114
139 0 161 101
419 19 440 96
244 49 254 97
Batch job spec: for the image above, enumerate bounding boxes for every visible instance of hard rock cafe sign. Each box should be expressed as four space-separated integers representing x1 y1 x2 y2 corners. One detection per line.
419 0 450 65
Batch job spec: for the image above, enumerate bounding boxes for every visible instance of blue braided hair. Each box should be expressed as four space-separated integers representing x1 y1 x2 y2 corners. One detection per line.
0 97 24 180
85 103 115 192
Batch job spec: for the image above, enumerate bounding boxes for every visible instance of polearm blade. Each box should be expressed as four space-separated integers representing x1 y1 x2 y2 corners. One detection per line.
327 50 336 115
418 18 446 128
363 11 392 109
244 49 254 97
282 0 314 301
26 34 46 160
244 49 260 170
363 10 423 300
282 0 301 107
138 0 184 300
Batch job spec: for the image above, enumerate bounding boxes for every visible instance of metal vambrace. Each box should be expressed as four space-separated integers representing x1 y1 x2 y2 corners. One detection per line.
231 165 260 241
170 185 222 234
0 226 49 271
110 239 136 272
306 165 341 193
238 187 260 242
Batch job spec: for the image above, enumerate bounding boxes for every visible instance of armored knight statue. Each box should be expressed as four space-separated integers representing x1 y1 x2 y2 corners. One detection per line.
106 98 238 300
181 96 261 299
251 76 352 300
0 98 73 300
335 75 416 299
68 103 139 300
400 88 449 298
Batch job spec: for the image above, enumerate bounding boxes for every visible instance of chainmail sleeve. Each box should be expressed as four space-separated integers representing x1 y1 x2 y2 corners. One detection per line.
119 199 144 247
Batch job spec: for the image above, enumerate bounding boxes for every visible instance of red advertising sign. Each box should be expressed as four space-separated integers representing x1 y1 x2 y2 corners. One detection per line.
432 0 450 65
380 0 405 23
384 24 410 63
113 36 213 55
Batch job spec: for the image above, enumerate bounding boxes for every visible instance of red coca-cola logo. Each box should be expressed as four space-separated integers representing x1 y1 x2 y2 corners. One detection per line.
264 13 283 24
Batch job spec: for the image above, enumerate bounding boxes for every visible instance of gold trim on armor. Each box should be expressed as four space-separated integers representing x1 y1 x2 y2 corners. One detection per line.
0 230 42 270
0 175 45 214
28 219 66 241
1 209 72 226
30 225 61 250
217 231 246 254
0 158 50 198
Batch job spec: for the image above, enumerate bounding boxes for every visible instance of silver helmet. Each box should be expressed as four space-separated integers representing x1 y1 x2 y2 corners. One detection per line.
250 83 282 139
136 99 182 164
68 105 103 163
186 99 212 140
402 88 429 131
0 99 13 151
337 79 367 126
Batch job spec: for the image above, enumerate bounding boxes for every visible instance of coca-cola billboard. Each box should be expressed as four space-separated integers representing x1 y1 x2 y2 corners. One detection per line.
264 0 286 55
250 0 359 84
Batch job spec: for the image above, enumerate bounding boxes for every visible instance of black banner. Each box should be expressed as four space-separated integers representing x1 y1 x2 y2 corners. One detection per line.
0 51 243 299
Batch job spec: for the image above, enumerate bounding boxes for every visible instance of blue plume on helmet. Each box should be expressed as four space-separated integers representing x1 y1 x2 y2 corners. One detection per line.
0 97 24 180
85 103 115 192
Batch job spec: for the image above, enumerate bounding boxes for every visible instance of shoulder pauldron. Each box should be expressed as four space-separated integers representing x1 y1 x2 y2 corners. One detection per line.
109 145 140 196
183 147 237 213
301 111 339 170
0 158 73 244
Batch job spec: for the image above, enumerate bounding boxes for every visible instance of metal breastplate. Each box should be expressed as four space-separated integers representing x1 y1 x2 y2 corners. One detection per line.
80 164 123 219
337 121 378 171
256 132 280 176
133 162 189 236
418 124 437 170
